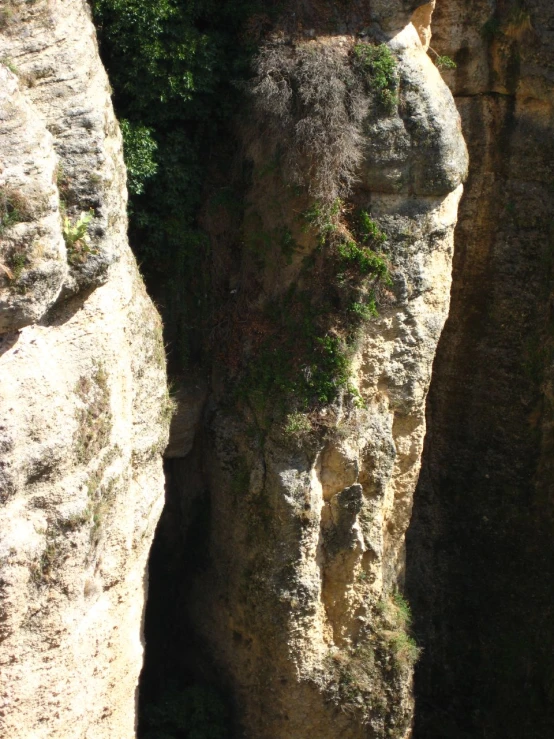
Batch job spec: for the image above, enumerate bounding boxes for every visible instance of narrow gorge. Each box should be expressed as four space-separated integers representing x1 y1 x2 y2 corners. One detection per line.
0 1 552 738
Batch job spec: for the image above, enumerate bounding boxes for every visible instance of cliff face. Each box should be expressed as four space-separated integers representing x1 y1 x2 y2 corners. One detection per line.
0 2 169 737
145 4 467 737
406 1 554 736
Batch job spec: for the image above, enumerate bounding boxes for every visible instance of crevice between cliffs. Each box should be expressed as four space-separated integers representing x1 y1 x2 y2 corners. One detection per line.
406 1 554 737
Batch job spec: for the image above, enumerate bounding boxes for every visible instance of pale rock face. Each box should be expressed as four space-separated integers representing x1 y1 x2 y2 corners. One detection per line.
0 2 168 738
188 11 468 739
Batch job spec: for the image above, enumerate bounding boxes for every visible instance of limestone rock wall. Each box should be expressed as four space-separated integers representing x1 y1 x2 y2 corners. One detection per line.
0 2 169 737
175 8 467 738
406 1 554 736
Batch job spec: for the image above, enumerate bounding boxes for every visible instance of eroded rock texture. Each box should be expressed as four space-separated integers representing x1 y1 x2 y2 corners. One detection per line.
152 6 467 738
406 1 554 737
0 2 168 737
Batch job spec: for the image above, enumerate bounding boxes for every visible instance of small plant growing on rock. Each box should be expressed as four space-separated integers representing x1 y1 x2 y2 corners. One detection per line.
435 55 457 71
352 42 399 113
284 411 312 436
0 187 33 233
377 591 422 669
74 363 112 465
2 251 28 284
428 47 457 71
63 210 95 264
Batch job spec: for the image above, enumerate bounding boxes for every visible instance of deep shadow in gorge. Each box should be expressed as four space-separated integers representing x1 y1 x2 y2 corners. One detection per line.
137 444 235 738
406 1 554 736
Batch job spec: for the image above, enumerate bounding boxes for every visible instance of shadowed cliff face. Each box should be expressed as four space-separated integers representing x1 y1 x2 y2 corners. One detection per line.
143 4 466 737
406 1 554 737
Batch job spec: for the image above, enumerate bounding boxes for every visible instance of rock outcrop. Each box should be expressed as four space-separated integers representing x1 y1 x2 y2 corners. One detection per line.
0 2 169 737
154 5 467 737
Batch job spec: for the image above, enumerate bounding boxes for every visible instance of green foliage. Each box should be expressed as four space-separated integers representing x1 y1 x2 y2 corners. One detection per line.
352 43 399 112
279 227 299 264
142 684 229 739
240 207 391 413
284 411 312 435
303 198 342 241
378 591 421 669
392 591 413 628
1 56 18 75
336 239 388 278
244 303 353 409
63 211 96 264
120 120 158 196
435 55 457 70
358 209 386 245
63 211 93 247
9 252 27 282
389 631 421 667
350 298 377 321
91 0 269 365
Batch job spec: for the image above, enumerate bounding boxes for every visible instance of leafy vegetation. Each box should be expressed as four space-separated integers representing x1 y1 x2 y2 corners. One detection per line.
237 206 391 413
9 252 27 282
378 591 422 669
92 6 395 410
435 55 457 70
119 120 158 196
352 42 399 113
91 0 272 365
62 210 96 265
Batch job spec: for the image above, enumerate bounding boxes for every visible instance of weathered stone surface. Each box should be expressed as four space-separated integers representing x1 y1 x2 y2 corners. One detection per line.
362 25 468 195
164 379 208 459
0 0 124 300
406 1 554 737
0 2 169 737
181 12 466 739
0 65 66 331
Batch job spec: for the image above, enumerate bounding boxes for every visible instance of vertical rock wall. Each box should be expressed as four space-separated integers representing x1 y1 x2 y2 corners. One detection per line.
170 5 467 737
0 2 169 737
407 1 554 736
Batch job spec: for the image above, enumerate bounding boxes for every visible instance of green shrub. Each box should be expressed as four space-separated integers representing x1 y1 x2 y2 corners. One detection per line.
378 591 422 669
120 120 158 196
91 0 268 365
358 209 386 245
435 55 457 70
284 411 312 435
336 239 388 278
303 198 342 241
350 298 377 321
352 43 399 113
9 252 27 282
63 211 93 246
